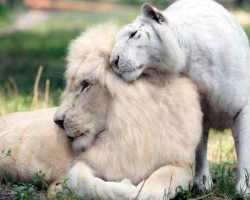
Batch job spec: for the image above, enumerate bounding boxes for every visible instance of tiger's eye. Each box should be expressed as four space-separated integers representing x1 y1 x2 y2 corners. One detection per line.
129 31 138 39
81 81 90 92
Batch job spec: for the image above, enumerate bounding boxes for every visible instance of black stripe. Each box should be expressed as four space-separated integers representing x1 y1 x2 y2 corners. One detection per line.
151 25 163 42
234 109 242 121
137 45 151 48
146 32 151 41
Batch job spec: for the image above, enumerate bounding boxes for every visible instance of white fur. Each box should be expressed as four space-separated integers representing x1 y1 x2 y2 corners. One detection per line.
110 0 250 192
0 108 72 183
0 24 202 199
55 24 203 199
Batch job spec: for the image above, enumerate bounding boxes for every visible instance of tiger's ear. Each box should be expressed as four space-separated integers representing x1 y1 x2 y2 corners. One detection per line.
141 3 166 24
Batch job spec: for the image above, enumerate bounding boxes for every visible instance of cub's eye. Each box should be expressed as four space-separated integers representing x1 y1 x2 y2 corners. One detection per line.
81 81 90 92
129 31 138 39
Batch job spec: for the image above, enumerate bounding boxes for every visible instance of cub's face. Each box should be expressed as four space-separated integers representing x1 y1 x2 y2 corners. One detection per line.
54 57 110 152
110 3 169 81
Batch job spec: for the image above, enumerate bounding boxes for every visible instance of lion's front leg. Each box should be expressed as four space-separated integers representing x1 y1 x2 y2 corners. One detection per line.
47 162 94 198
49 161 136 200
129 165 194 200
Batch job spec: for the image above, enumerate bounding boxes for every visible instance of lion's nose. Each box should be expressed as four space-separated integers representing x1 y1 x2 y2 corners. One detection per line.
110 55 120 70
54 115 65 130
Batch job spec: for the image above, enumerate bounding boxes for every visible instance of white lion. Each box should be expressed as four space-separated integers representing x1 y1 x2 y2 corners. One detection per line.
0 108 72 183
110 0 250 192
0 24 202 199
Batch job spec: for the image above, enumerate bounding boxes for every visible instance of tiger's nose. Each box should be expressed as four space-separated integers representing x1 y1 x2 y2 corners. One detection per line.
54 115 65 130
110 55 120 70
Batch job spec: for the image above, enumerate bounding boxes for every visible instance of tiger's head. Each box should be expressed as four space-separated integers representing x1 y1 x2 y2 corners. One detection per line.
110 3 185 81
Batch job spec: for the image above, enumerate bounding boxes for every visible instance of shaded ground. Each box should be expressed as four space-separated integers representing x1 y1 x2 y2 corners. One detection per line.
0 189 13 200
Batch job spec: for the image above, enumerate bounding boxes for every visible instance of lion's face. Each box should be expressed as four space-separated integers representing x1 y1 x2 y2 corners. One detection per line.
54 56 110 152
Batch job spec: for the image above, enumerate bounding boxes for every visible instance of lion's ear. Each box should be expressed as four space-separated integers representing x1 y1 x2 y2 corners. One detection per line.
141 3 166 24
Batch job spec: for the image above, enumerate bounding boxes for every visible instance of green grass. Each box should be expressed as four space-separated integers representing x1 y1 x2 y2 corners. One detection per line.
0 6 249 114
0 4 20 30
0 9 139 112
244 26 250 38
0 9 140 92
31 9 139 33
0 93 57 116
0 131 248 200
0 30 76 94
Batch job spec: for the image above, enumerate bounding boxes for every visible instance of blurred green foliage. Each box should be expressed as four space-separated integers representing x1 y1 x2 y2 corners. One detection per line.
0 30 77 94
0 4 249 114
0 1 19 29
244 25 250 37
117 0 171 8
0 10 139 106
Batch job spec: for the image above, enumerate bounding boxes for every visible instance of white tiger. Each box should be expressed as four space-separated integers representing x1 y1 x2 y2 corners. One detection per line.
110 0 250 193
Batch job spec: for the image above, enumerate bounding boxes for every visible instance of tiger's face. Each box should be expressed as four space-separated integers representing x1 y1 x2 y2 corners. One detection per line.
110 3 184 81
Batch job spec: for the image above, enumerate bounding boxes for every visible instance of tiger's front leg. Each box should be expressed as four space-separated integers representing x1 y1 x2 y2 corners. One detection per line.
194 128 213 191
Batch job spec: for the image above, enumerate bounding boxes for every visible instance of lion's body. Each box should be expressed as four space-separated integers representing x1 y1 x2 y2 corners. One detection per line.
0 108 72 183
80 78 201 185
0 24 202 199
53 24 202 199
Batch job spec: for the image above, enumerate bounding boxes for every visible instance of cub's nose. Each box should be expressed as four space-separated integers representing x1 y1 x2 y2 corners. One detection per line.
54 115 65 130
110 55 120 70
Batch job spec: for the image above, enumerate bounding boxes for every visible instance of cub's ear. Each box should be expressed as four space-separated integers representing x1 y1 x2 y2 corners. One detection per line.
141 3 166 24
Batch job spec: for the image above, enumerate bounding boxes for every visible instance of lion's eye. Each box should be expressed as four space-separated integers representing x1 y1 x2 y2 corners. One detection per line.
129 31 138 39
81 81 90 92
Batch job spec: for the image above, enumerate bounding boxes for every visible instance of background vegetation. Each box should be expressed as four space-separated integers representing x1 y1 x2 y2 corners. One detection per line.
0 0 250 199
0 0 249 114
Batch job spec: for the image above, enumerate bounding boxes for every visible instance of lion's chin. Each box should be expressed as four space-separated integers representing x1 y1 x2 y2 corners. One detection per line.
70 129 106 152
72 136 93 152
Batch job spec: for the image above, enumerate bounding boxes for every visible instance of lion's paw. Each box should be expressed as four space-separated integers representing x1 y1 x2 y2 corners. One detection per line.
129 191 163 200
129 182 165 200
66 162 94 196
47 180 63 198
